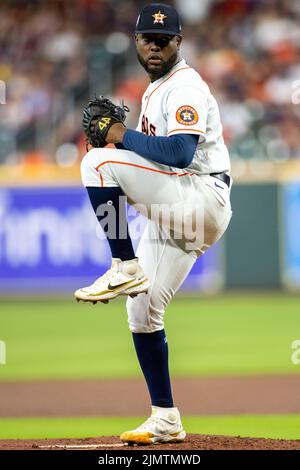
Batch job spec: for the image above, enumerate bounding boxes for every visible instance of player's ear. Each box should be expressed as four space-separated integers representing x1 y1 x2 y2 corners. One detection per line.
176 36 182 48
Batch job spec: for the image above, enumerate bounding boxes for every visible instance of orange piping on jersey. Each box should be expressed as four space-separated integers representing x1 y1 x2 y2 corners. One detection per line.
95 160 196 187
178 172 196 177
96 160 177 174
167 129 206 135
144 67 191 115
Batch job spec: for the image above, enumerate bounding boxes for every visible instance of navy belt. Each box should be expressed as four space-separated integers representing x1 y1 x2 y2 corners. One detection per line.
210 172 230 188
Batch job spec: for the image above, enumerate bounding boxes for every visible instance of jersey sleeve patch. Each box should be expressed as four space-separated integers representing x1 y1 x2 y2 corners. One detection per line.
176 105 199 126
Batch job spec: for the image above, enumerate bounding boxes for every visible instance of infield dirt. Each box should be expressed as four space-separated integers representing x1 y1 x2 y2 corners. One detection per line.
1 375 300 417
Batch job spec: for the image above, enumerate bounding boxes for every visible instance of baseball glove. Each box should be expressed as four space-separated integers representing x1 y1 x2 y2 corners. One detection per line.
82 95 129 149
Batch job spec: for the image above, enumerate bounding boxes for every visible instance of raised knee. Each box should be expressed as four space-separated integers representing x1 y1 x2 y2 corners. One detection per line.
80 148 108 186
81 148 99 173
81 149 94 178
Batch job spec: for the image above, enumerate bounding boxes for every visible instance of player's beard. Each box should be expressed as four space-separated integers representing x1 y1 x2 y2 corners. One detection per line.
137 51 179 80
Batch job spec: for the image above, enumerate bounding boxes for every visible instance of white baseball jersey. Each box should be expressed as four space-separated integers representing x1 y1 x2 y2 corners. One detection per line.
136 58 231 175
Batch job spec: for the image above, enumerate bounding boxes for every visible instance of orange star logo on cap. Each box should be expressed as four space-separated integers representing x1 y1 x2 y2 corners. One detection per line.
152 10 167 25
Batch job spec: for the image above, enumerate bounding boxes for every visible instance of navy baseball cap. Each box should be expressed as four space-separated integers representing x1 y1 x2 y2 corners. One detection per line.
135 3 182 36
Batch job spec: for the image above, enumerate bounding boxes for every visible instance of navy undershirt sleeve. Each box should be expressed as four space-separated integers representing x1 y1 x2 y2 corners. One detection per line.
122 129 199 169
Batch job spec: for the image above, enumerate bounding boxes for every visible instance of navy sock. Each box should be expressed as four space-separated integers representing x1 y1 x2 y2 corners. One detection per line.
132 330 174 408
86 187 135 261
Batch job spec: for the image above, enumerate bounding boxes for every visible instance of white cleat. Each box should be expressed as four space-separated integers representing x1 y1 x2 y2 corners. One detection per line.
74 257 150 304
120 406 186 446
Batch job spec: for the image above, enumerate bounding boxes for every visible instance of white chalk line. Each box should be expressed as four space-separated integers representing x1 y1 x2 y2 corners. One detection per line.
37 443 126 449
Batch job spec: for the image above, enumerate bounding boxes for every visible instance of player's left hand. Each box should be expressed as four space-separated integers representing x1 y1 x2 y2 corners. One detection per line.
82 96 129 149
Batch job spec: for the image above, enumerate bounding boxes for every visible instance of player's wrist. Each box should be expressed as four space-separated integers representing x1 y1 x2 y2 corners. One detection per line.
106 123 127 144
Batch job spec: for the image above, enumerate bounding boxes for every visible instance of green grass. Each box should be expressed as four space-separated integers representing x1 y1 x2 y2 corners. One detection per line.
0 294 300 381
0 415 300 440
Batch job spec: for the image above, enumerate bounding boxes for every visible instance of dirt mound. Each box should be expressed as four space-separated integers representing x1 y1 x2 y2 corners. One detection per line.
1 434 300 450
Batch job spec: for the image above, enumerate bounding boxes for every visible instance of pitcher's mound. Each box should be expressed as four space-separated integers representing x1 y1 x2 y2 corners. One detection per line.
1 434 300 450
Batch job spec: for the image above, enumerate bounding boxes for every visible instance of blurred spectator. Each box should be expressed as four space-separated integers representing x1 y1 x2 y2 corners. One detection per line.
0 0 299 165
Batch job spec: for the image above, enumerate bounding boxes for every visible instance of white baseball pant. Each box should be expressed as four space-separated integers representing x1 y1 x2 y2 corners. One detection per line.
81 148 232 333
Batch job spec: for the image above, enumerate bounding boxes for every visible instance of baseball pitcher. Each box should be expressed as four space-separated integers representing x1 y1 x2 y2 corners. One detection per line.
76 3 232 445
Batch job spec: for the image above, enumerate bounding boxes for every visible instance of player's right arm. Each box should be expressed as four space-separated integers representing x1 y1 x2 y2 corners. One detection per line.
106 82 207 169
121 131 198 168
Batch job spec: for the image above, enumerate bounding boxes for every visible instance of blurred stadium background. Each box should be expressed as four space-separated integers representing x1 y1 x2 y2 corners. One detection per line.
0 0 300 443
